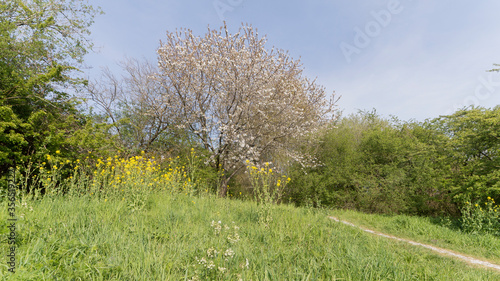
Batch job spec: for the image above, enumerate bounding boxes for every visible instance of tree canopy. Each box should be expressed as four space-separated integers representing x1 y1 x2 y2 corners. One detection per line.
0 0 103 186
1 0 101 117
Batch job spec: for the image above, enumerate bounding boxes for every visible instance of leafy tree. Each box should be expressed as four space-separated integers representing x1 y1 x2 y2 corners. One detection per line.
287 111 456 215
431 106 500 202
0 0 103 188
288 107 500 216
1 0 102 116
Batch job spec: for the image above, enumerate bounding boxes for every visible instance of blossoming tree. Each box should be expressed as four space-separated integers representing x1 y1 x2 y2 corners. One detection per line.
153 23 338 196
90 23 339 196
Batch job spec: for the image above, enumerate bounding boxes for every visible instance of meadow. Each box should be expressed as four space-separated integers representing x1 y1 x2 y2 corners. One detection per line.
1 152 499 280
2 187 500 279
2 2 500 279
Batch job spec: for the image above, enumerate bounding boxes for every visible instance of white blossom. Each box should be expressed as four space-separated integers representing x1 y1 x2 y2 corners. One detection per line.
90 23 339 196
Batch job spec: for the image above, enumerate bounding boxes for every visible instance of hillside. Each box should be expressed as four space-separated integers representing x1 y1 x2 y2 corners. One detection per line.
2 192 500 280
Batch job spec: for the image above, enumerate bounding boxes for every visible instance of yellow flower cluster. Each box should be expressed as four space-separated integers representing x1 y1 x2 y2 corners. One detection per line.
246 161 291 205
37 150 201 197
89 154 196 195
465 196 499 213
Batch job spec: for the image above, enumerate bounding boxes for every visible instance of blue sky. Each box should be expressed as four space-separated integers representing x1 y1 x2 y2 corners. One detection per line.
83 0 500 121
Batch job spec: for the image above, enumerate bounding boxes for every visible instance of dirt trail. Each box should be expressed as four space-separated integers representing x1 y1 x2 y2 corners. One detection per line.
328 216 500 272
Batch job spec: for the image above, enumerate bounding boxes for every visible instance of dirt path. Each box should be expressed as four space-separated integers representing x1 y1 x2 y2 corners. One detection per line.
328 216 500 272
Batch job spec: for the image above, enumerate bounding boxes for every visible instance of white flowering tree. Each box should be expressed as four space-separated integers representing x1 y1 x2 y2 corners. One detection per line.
90 23 338 196
153 23 338 196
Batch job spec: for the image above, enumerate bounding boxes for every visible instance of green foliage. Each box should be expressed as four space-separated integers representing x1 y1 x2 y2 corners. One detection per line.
460 196 500 236
288 111 452 215
0 109 119 193
431 106 500 203
0 106 29 168
0 0 102 118
288 106 500 218
0 0 106 190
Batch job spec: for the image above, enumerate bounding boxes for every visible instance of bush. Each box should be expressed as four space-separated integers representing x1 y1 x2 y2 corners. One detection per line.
287 111 454 215
460 196 500 236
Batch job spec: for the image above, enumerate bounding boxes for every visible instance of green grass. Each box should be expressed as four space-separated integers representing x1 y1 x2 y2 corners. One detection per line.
330 209 500 265
1 192 500 280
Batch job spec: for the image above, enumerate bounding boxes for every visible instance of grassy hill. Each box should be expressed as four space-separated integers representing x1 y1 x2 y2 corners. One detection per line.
2 191 500 280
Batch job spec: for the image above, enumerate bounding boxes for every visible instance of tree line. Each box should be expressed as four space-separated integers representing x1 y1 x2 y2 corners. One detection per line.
287 108 500 216
1 1 499 219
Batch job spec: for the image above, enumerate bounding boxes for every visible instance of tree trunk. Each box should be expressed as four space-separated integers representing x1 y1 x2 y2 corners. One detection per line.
218 178 229 197
218 164 245 197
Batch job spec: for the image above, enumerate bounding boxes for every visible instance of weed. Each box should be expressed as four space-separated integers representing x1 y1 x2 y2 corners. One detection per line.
461 196 500 236
246 161 290 227
187 220 249 280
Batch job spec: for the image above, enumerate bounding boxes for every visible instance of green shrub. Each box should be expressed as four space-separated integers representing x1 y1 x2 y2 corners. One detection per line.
460 196 500 236
287 111 451 215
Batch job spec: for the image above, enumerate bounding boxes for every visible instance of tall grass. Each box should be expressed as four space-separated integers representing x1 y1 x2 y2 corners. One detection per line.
1 152 500 280
1 192 500 280
330 208 500 265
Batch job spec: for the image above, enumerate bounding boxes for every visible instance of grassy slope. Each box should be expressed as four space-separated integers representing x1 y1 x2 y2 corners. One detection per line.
0 192 499 280
330 209 500 265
